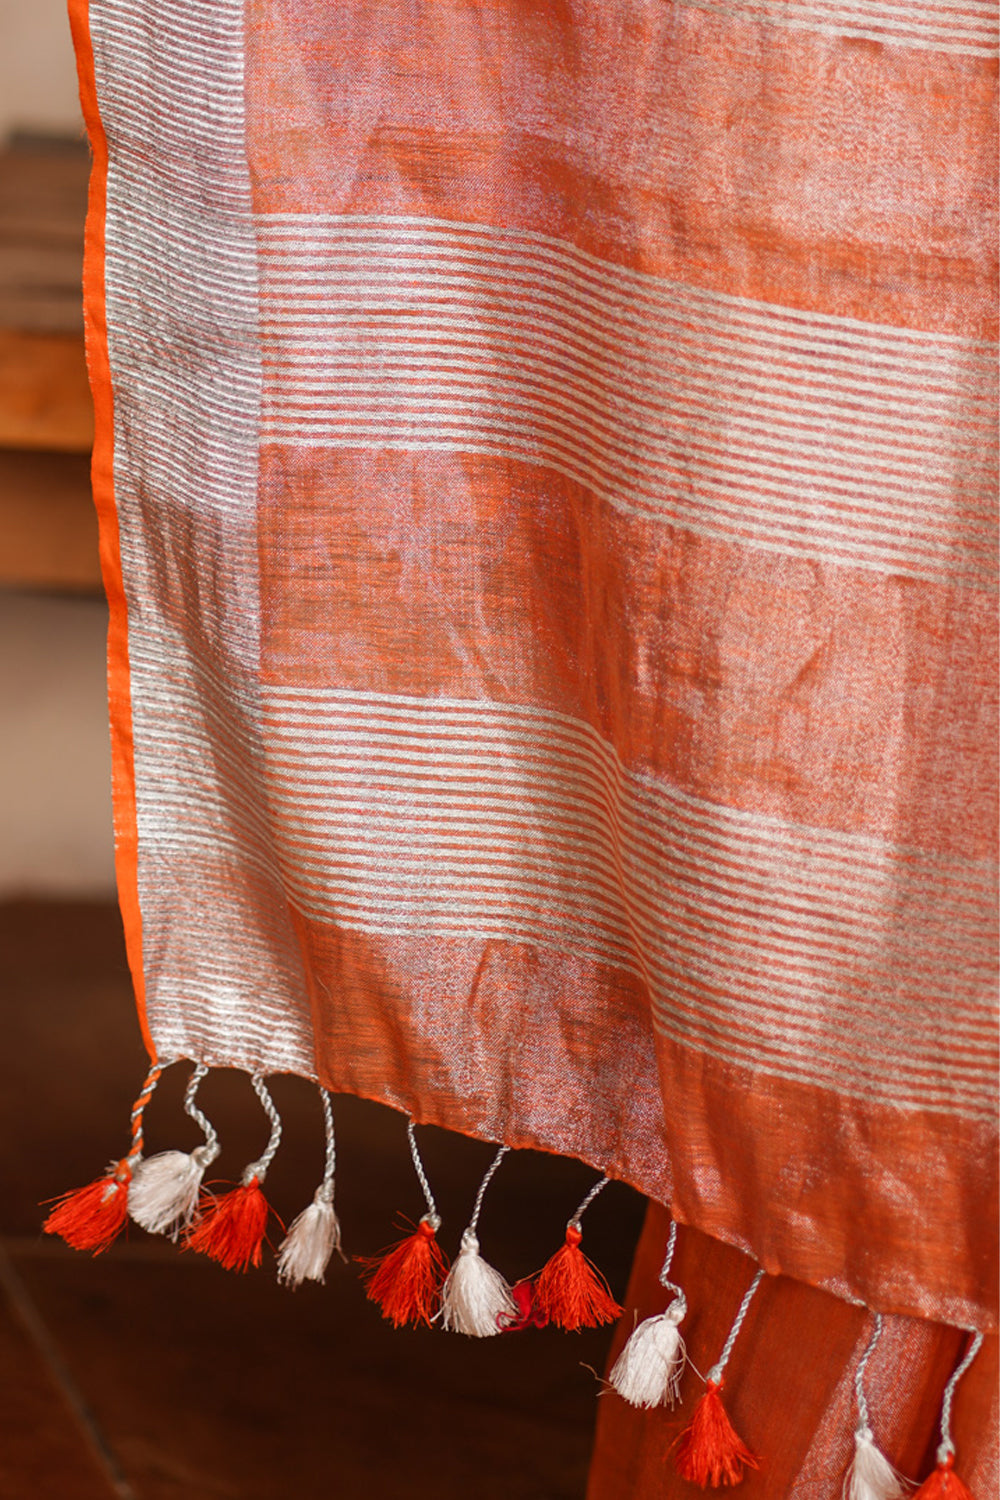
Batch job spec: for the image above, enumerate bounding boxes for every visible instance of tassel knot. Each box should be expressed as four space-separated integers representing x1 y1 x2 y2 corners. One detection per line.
41 1061 163 1255
184 1174 273 1272
844 1425 908 1500
128 1142 219 1239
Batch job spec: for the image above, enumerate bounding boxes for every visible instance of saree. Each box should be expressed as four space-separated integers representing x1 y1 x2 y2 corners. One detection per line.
60 0 997 1492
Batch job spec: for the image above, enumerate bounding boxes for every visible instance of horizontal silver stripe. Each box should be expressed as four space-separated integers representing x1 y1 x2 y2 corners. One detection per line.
679 0 998 52
261 728 993 987
264 376 983 526
266 349 990 468
257 216 996 585
261 242 994 403
262 770 993 949
271 683 989 872
257 686 996 1116
259 215 994 353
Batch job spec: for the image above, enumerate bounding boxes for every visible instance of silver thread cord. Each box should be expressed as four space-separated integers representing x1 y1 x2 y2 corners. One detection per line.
407 1119 441 1230
569 1174 610 1230
241 1073 282 1185
937 1329 984 1464
707 1268 765 1384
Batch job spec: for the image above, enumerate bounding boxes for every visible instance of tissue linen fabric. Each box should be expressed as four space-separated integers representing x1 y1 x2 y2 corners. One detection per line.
70 0 997 1347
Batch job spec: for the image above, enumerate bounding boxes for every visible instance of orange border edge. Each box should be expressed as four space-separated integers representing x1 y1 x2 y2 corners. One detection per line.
68 0 155 1060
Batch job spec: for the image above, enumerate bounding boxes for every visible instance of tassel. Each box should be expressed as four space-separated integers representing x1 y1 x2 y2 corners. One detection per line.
674 1265 765 1487
129 1148 213 1238
440 1228 516 1336
845 1427 908 1500
911 1331 984 1500
184 1071 280 1273
439 1144 514 1336
43 1162 131 1253
42 1061 163 1253
534 1222 623 1330
360 1118 449 1327
609 1296 687 1408
360 1215 448 1328
277 1189 342 1288
185 1176 272 1272
912 1455 974 1500
674 1381 759 1488
129 1063 219 1239
843 1315 907 1500
277 1087 343 1288
610 1218 687 1407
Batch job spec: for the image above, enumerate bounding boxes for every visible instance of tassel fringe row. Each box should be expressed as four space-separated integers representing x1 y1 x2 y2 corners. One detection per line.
43 1061 986 1499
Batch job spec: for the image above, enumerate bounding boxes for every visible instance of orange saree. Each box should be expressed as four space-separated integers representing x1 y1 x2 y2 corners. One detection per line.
60 0 997 1492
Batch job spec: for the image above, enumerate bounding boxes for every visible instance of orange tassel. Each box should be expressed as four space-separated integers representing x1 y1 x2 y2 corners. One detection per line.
674 1381 759 1488
184 1177 272 1272
913 1456 974 1500
359 1216 449 1328
42 1160 132 1253
533 1223 623 1331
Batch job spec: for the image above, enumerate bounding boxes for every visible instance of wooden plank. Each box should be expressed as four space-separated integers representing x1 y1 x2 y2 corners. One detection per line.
0 449 100 591
0 330 93 453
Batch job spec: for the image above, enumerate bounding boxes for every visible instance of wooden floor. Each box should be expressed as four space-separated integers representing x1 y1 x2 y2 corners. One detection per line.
0 901 646 1499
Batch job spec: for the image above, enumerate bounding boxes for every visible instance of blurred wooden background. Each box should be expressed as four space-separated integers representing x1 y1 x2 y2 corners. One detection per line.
0 132 99 593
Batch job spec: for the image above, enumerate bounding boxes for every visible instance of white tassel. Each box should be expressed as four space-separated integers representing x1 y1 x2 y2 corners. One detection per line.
609 1296 687 1407
276 1187 342 1288
843 1427 908 1500
440 1229 516 1336
128 1145 215 1238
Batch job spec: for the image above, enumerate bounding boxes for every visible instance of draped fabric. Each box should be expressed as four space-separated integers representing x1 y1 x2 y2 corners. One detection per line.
589 1207 999 1499
69 0 996 1486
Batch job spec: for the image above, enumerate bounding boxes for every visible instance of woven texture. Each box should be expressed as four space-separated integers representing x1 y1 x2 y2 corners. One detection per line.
72 0 997 1348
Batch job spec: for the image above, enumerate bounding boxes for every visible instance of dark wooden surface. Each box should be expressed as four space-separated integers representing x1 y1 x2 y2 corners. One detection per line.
0 901 646 1499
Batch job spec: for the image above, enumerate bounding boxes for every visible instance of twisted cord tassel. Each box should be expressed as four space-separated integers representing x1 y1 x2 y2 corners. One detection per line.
277 1087 344 1288
359 1118 449 1327
440 1146 515 1336
609 1218 688 1408
42 1060 165 1253
913 1331 984 1499
674 1268 765 1488
185 1072 281 1272
129 1063 221 1238
844 1314 908 1500
533 1175 624 1331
